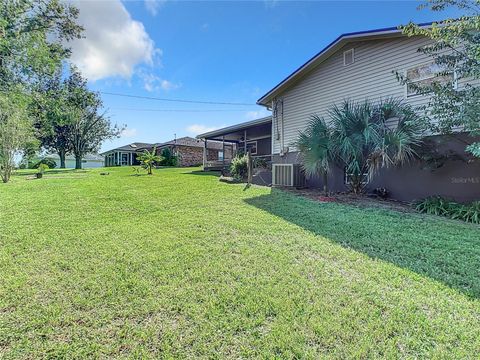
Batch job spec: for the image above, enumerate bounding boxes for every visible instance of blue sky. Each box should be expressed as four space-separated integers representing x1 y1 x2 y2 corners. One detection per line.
69 1 458 152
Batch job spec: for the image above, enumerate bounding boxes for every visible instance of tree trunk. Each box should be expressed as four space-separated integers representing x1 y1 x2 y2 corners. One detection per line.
75 156 82 169
322 171 328 196
59 150 66 169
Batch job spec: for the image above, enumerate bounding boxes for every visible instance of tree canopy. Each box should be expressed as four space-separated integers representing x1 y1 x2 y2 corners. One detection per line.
398 0 480 156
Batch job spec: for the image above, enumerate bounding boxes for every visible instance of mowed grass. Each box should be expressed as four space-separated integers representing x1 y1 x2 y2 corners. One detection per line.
0 167 479 358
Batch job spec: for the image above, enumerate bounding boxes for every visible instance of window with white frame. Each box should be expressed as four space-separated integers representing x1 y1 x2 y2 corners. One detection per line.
405 62 455 97
343 48 354 66
344 168 368 185
246 141 257 155
218 151 224 161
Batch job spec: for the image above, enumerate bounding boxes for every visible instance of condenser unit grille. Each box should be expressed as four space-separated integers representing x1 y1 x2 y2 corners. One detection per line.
272 164 307 187
272 164 294 186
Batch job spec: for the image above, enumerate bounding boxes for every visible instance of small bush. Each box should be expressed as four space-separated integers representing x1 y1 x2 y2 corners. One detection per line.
416 196 480 224
37 163 49 174
230 155 248 180
159 148 178 166
415 196 454 216
253 157 268 169
33 158 57 169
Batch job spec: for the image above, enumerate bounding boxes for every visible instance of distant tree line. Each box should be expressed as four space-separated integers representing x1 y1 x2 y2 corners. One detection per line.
0 0 122 183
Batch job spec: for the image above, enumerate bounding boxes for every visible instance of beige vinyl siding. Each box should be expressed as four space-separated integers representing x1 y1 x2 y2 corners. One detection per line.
273 36 437 154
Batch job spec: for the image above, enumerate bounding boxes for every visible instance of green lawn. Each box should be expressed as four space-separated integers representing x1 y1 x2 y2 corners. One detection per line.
1 167 479 358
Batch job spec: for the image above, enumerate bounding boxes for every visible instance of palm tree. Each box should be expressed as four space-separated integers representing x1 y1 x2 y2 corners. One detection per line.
296 98 424 194
137 147 163 175
296 115 334 195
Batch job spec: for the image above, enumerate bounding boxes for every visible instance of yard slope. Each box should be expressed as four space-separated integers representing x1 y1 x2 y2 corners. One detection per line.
0 167 479 358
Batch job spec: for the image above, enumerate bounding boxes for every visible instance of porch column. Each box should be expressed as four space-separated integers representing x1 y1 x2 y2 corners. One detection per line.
244 130 247 154
203 139 207 170
222 136 225 167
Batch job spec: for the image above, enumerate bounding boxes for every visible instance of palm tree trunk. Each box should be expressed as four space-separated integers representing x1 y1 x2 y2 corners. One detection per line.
322 171 328 195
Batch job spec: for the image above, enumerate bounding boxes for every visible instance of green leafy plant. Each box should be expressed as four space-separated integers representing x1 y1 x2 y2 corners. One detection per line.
35 163 49 179
253 157 268 169
33 158 57 169
230 154 248 180
37 163 49 174
159 147 178 166
450 201 480 224
397 0 480 158
137 147 163 175
416 196 480 224
296 115 334 195
415 196 454 216
296 98 424 194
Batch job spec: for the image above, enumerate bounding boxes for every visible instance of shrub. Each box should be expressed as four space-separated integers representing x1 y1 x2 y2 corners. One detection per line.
450 201 480 224
230 155 248 180
416 196 480 224
37 163 49 174
415 196 454 216
159 148 178 166
33 158 57 169
253 157 268 169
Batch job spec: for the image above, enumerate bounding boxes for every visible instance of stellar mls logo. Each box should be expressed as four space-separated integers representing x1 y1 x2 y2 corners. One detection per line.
451 177 480 184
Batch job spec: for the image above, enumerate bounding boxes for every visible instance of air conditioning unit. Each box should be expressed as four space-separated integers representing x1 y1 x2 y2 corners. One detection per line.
272 164 306 187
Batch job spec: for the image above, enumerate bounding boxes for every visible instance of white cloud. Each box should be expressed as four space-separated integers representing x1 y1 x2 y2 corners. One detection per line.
160 79 179 91
69 0 159 81
264 0 279 9
120 128 138 138
186 124 222 135
145 0 166 16
245 109 271 120
139 71 180 92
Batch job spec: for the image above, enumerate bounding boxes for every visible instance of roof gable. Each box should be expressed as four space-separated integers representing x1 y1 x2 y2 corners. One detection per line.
257 22 433 106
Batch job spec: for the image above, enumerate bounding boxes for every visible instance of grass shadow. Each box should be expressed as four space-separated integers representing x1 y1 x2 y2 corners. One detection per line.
15 169 87 177
245 188 480 299
184 170 222 177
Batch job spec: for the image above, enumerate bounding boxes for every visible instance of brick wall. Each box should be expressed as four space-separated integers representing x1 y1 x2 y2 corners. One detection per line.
156 145 233 167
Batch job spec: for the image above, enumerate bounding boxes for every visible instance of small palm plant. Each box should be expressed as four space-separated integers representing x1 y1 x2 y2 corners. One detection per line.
296 115 334 195
296 98 424 194
137 147 163 175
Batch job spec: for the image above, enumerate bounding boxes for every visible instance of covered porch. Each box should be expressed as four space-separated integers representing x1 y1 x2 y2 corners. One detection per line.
103 150 139 167
197 116 272 171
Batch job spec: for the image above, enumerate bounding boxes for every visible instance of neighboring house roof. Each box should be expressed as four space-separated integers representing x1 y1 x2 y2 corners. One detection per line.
257 22 434 106
137 136 225 151
196 116 272 139
100 142 153 155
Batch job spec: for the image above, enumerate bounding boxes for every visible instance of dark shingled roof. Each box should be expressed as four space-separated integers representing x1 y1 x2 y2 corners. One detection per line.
137 137 224 151
101 142 153 154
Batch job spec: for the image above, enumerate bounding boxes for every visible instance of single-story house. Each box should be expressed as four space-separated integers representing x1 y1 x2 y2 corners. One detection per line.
201 23 480 202
37 153 104 168
139 136 231 167
102 137 229 167
101 142 152 167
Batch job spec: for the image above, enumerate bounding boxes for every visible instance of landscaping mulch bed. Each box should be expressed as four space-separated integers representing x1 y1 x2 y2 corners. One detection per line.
284 187 415 213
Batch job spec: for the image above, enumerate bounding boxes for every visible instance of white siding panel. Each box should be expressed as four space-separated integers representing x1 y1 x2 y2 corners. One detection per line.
273 36 436 154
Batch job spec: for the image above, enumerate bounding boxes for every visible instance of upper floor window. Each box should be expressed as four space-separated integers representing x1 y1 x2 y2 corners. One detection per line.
405 62 455 97
343 48 355 66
